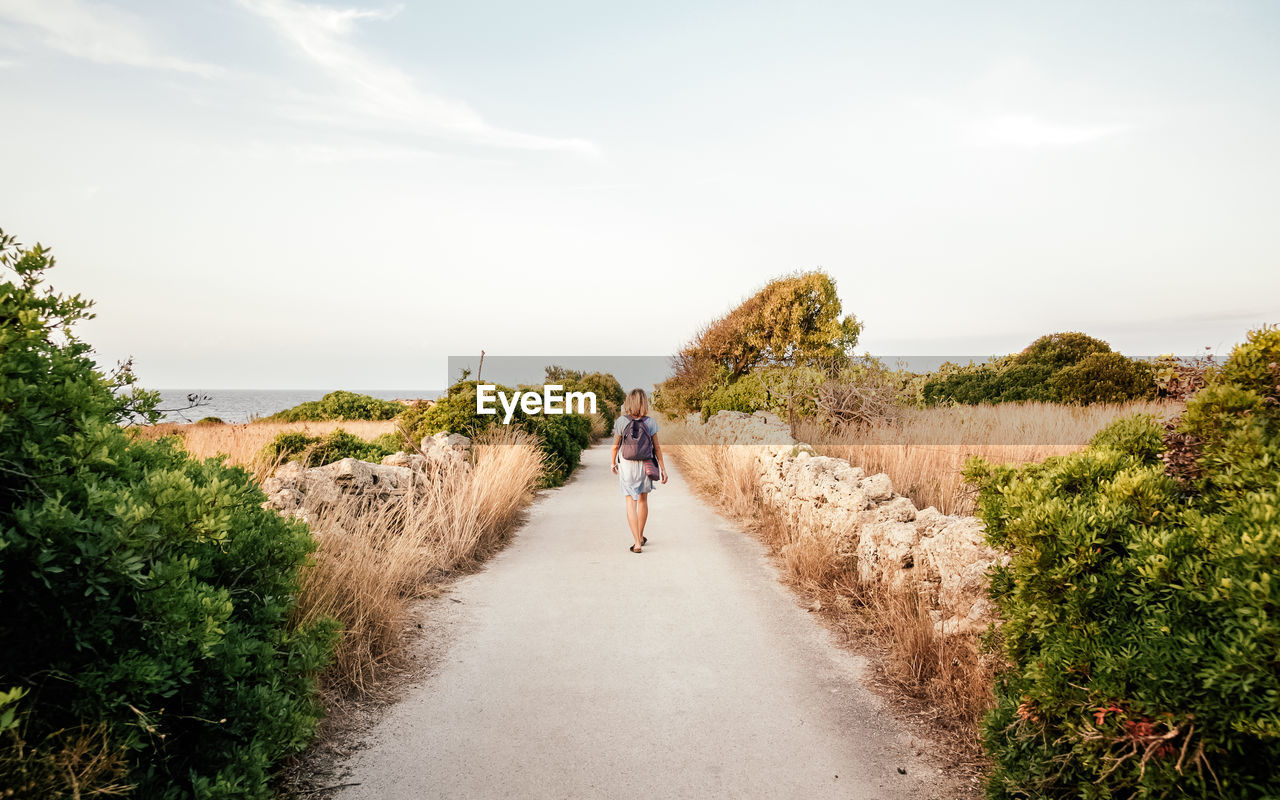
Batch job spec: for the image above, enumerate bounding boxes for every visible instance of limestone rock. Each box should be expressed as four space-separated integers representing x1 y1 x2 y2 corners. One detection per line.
263 457 419 520
857 521 920 587
859 473 894 503
382 451 427 470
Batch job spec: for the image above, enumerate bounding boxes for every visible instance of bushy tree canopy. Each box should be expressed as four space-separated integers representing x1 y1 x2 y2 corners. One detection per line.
656 270 859 415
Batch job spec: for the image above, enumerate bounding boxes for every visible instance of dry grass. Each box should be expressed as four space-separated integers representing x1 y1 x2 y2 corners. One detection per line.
799 400 1181 514
146 419 544 699
665 418 994 768
133 419 398 479
291 427 545 696
0 722 131 798
667 400 1181 764
826 577 996 739
670 429 992 763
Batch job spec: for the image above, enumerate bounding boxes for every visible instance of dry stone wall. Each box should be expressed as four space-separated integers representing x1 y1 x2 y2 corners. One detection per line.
698 411 1002 635
261 432 471 526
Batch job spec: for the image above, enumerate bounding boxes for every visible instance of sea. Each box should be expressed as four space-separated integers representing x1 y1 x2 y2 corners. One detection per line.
155 389 444 424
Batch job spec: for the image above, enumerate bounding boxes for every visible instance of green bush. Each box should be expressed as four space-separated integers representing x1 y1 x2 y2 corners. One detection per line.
523 413 593 486
700 377 769 420
923 359 1057 405
400 381 492 439
195 416 225 425
403 378 600 486
1051 351 1157 404
694 362 909 424
545 367 626 425
264 429 402 467
923 332 1155 405
1019 331 1113 370
968 325 1280 799
0 232 337 799
269 390 402 422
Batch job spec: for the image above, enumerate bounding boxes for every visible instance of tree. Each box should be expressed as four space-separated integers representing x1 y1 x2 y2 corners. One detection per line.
656 270 860 415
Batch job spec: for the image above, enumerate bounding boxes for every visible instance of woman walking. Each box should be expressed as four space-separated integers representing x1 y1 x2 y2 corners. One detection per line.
610 388 667 553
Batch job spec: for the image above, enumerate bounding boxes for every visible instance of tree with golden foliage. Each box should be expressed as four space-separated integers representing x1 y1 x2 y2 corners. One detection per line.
656 271 860 415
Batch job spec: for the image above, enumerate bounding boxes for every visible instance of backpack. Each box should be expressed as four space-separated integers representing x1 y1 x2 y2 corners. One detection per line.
619 415 655 461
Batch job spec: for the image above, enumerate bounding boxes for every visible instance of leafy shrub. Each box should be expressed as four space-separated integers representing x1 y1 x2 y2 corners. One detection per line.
700 377 768 420
269 390 402 422
399 381 491 440
923 332 1155 405
1019 331 1113 370
968 325 1280 799
1051 351 1157 404
1152 353 1217 400
545 366 626 425
404 377 605 486
921 358 1057 405
195 416 225 425
523 413 593 486
0 232 337 799
750 366 828 419
263 429 402 468
695 362 909 425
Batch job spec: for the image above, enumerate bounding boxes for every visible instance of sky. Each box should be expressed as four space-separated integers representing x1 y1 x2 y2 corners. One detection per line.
0 0 1277 390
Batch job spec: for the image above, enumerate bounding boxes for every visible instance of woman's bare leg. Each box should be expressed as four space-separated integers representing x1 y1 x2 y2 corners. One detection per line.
625 496 642 550
636 493 649 541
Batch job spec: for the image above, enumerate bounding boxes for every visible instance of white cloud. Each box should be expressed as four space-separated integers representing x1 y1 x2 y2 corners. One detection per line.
906 59 1134 150
971 114 1130 148
0 0 220 75
238 0 597 156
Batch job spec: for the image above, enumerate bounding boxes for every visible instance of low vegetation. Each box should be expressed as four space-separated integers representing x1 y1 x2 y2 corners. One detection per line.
269 390 404 422
0 232 335 799
922 332 1157 406
294 428 544 695
654 276 1166 423
399 366 615 486
970 326 1280 798
264 428 402 468
664 269 1277 798
132 419 398 479
0 230 559 798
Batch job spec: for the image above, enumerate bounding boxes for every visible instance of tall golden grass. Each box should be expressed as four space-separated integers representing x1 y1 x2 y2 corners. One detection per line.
139 419 544 698
667 426 993 753
799 399 1181 514
666 400 1180 756
292 428 545 695
133 419 398 479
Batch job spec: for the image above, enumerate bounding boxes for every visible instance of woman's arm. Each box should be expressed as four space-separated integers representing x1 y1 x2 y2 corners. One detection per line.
653 437 668 484
610 435 622 474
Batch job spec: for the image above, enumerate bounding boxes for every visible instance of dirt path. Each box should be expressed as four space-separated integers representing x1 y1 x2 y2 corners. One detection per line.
331 444 962 799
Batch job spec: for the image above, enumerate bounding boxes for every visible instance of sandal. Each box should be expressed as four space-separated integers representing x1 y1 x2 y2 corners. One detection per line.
642 537 648 545
629 544 642 554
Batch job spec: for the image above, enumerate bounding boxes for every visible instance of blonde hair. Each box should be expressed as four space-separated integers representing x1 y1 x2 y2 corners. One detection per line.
621 388 649 418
